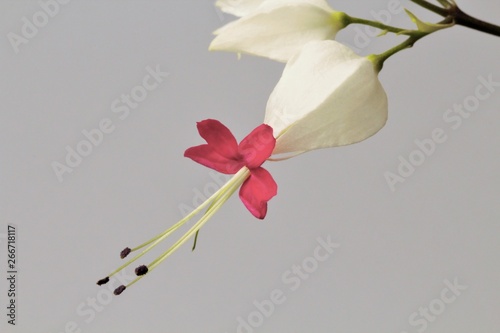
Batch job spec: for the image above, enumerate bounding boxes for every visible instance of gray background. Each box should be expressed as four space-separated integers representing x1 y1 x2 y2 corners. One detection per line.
1 1 499 332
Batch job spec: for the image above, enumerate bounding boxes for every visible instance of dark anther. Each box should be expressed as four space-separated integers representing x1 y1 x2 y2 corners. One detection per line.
135 265 149 276
114 285 126 295
120 247 132 259
96 277 110 286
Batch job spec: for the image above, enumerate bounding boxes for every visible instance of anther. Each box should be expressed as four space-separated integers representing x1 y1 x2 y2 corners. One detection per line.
96 277 110 286
114 285 126 295
120 247 132 259
135 265 149 276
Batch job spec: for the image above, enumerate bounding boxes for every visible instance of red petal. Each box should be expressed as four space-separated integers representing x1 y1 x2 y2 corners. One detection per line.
238 124 276 169
239 167 277 219
184 145 244 174
196 119 239 159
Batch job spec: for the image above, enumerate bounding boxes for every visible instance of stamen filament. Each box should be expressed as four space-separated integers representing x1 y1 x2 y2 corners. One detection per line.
128 174 236 253
103 220 186 279
123 167 250 289
148 169 248 271
102 168 248 281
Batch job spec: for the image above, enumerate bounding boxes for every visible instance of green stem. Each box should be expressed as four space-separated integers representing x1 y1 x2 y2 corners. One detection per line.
369 35 423 72
344 13 414 35
412 0 500 38
410 0 448 17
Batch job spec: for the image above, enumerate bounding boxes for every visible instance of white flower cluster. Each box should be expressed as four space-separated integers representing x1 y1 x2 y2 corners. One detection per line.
212 0 388 155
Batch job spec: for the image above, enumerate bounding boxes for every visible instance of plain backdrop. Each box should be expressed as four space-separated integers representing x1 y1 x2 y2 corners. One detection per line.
1 1 499 332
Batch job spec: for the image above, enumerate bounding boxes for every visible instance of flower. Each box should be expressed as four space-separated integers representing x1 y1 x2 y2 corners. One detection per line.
215 0 266 17
264 40 388 155
210 0 345 62
97 120 278 294
97 25 387 297
184 119 277 219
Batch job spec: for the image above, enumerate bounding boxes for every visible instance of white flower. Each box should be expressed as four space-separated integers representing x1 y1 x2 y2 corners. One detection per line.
215 0 266 17
210 0 344 62
264 40 388 155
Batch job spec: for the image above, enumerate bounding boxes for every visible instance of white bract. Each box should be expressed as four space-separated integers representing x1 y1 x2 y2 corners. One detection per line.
265 40 388 155
210 0 344 62
215 0 266 17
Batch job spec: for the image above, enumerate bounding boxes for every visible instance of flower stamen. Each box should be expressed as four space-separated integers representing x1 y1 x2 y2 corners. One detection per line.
97 167 251 294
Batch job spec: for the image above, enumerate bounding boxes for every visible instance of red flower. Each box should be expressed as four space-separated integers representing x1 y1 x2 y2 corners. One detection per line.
184 119 277 219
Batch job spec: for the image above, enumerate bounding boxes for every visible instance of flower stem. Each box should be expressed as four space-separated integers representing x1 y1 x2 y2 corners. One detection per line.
412 0 500 38
343 13 414 35
369 35 422 72
411 0 448 17
452 6 500 38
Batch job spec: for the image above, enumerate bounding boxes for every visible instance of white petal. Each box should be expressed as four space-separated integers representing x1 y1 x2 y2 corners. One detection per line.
210 0 339 63
258 0 335 13
264 40 388 154
215 0 266 17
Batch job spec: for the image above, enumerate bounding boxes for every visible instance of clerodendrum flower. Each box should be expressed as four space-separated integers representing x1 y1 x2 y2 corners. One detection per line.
97 40 388 295
210 0 346 62
266 40 388 155
95 0 500 296
184 119 277 219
